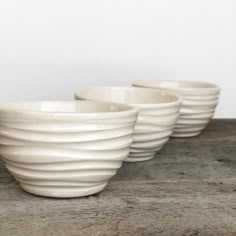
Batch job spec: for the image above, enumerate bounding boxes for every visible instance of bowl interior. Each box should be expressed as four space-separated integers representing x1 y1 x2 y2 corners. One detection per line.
133 80 219 90
77 87 179 105
0 101 131 114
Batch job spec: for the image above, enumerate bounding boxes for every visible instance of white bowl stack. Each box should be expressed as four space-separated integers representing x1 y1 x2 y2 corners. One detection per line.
75 87 182 162
133 80 220 137
0 101 138 198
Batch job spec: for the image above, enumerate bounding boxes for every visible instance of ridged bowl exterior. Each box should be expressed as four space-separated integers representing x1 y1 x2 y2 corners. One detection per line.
132 81 220 137
75 87 182 162
0 101 138 198
126 104 180 162
172 93 219 137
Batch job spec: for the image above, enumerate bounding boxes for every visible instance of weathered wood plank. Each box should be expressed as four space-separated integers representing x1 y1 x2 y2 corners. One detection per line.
0 119 236 236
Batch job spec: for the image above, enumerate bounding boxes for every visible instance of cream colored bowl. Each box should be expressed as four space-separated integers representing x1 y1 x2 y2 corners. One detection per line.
75 87 182 162
132 80 220 137
0 101 138 198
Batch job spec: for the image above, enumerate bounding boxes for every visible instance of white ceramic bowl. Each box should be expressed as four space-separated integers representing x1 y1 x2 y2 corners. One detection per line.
75 87 182 162
0 101 138 198
132 80 220 137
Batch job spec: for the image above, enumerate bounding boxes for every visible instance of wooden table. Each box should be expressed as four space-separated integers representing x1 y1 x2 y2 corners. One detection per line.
0 119 236 236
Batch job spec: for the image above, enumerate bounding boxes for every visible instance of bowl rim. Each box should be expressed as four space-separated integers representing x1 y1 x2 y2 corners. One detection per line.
0 100 139 120
75 86 182 108
132 80 221 92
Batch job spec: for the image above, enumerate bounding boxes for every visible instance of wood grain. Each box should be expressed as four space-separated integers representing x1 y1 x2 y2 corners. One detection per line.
0 119 236 236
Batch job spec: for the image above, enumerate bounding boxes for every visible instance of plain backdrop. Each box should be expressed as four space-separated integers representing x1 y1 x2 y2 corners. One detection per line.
0 0 235 118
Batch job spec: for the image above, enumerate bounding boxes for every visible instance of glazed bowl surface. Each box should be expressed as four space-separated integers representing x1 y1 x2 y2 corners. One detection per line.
132 80 220 137
0 101 138 198
75 86 182 162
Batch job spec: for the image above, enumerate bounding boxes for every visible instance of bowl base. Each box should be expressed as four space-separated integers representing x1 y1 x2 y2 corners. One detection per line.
124 154 155 162
171 131 201 138
20 182 107 198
